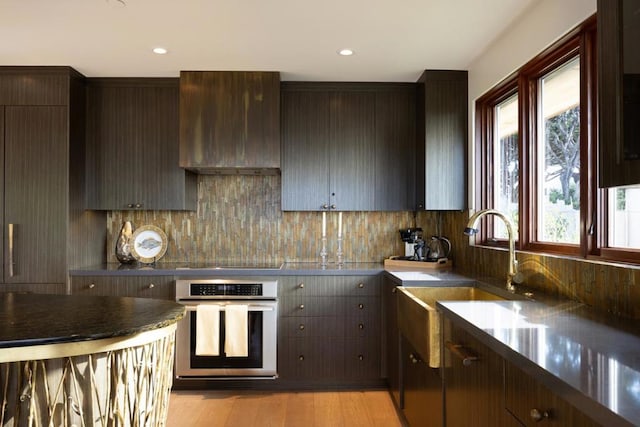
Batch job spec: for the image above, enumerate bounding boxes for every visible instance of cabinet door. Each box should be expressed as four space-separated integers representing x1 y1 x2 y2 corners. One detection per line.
329 91 376 211
416 70 468 210
179 71 280 170
504 363 599 426
86 79 196 210
401 335 443 427
281 90 331 210
442 317 511 427
375 88 416 211
598 0 640 187
4 106 66 283
384 277 402 408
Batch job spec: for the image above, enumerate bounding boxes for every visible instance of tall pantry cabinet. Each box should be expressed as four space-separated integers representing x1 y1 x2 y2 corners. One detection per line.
0 67 105 293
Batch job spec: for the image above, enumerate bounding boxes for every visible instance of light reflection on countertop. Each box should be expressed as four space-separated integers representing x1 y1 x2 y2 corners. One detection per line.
438 300 640 426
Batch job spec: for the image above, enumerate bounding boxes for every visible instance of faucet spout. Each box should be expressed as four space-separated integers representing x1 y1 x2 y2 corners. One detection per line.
464 209 522 292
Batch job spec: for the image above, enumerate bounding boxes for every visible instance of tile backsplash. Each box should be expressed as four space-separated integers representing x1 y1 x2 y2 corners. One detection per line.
107 175 640 319
107 175 423 264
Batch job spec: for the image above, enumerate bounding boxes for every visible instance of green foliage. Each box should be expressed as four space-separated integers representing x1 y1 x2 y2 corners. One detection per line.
544 213 572 242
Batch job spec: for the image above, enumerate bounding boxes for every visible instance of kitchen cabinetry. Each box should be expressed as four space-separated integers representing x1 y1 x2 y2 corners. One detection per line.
383 276 402 408
85 78 196 210
504 363 598 426
441 316 510 427
281 83 416 211
416 70 467 210
401 335 443 427
0 67 105 285
71 275 175 300
179 71 280 172
598 0 640 187
277 275 383 386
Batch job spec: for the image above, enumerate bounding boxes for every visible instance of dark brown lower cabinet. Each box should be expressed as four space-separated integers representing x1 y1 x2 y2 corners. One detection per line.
383 276 402 408
504 363 599 426
401 335 443 427
277 275 382 386
441 318 514 427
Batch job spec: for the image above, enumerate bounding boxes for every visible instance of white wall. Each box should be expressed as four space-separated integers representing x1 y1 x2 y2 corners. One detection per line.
466 0 596 206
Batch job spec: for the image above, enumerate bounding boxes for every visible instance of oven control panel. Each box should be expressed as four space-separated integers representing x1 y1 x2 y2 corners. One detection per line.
190 283 262 297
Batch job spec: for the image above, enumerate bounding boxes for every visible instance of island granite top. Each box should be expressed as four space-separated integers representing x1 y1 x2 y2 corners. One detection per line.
0 292 185 349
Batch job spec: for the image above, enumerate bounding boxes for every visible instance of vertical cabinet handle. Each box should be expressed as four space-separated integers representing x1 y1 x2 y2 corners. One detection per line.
7 224 14 277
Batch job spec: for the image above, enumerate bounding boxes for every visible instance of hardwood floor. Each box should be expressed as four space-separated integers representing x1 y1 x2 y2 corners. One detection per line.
166 390 404 427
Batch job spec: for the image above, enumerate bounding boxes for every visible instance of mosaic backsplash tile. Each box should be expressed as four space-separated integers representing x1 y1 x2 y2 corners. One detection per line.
107 175 418 264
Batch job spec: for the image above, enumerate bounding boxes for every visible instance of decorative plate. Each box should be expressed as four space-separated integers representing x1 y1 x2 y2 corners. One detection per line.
130 225 168 264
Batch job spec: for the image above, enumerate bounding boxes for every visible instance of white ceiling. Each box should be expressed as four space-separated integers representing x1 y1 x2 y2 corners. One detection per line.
0 0 538 81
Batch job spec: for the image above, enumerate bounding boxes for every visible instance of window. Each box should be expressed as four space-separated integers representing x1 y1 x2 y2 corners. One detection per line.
475 16 623 260
493 94 519 239
536 57 581 245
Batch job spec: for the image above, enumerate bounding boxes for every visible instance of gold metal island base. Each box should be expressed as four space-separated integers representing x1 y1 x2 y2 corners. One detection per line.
0 324 176 427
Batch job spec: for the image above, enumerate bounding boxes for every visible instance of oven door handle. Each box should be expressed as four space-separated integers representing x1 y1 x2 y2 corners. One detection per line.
184 304 275 312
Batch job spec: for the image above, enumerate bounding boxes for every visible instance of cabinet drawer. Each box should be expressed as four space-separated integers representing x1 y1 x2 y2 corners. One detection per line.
279 316 346 337
71 275 175 300
278 337 346 380
279 295 379 318
278 275 381 297
505 363 599 426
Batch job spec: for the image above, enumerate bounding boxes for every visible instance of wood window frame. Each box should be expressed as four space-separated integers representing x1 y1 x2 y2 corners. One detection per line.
475 16 609 261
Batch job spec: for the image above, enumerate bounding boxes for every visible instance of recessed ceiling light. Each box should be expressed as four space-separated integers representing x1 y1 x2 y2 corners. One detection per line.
338 48 354 56
153 47 168 55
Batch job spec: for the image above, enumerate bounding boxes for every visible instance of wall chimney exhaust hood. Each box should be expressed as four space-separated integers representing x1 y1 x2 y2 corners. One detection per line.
179 71 281 174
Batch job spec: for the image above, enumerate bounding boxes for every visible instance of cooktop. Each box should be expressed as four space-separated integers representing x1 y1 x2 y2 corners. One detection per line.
175 261 283 270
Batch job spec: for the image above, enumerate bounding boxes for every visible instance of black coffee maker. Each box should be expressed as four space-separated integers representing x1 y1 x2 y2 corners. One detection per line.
399 228 426 260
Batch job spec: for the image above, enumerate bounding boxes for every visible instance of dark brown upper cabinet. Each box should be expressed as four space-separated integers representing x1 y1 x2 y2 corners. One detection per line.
85 78 196 211
179 71 280 173
598 0 640 187
281 83 416 211
416 70 468 211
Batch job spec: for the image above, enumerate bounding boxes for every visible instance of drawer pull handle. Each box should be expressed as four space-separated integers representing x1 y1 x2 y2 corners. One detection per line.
391 288 397 293
358 354 364 361
358 323 364 330
358 283 364 289
409 353 421 364
299 304 305 310
445 341 478 367
358 303 364 309
299 324 305 330
148 283 155 289
530 408 550 422
298 283 305 289
298 355 305 361
88 283 95 289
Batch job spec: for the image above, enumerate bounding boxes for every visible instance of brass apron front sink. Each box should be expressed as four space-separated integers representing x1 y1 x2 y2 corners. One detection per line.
396 286 505 367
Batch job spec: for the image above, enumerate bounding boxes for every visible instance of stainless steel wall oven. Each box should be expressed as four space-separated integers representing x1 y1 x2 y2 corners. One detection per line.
175 279 277 379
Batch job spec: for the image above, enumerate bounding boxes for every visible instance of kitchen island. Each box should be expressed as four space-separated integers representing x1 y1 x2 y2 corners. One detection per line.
0 292 185 427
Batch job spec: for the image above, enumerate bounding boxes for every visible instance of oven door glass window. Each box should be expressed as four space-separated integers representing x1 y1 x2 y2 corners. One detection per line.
189 310 263 369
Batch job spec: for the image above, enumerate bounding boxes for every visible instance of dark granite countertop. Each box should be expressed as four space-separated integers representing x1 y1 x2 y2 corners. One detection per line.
69 262 385 276
0 292 185 348
438 299 640 426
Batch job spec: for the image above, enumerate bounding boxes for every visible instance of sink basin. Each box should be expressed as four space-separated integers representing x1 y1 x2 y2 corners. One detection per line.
396 286 505 367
